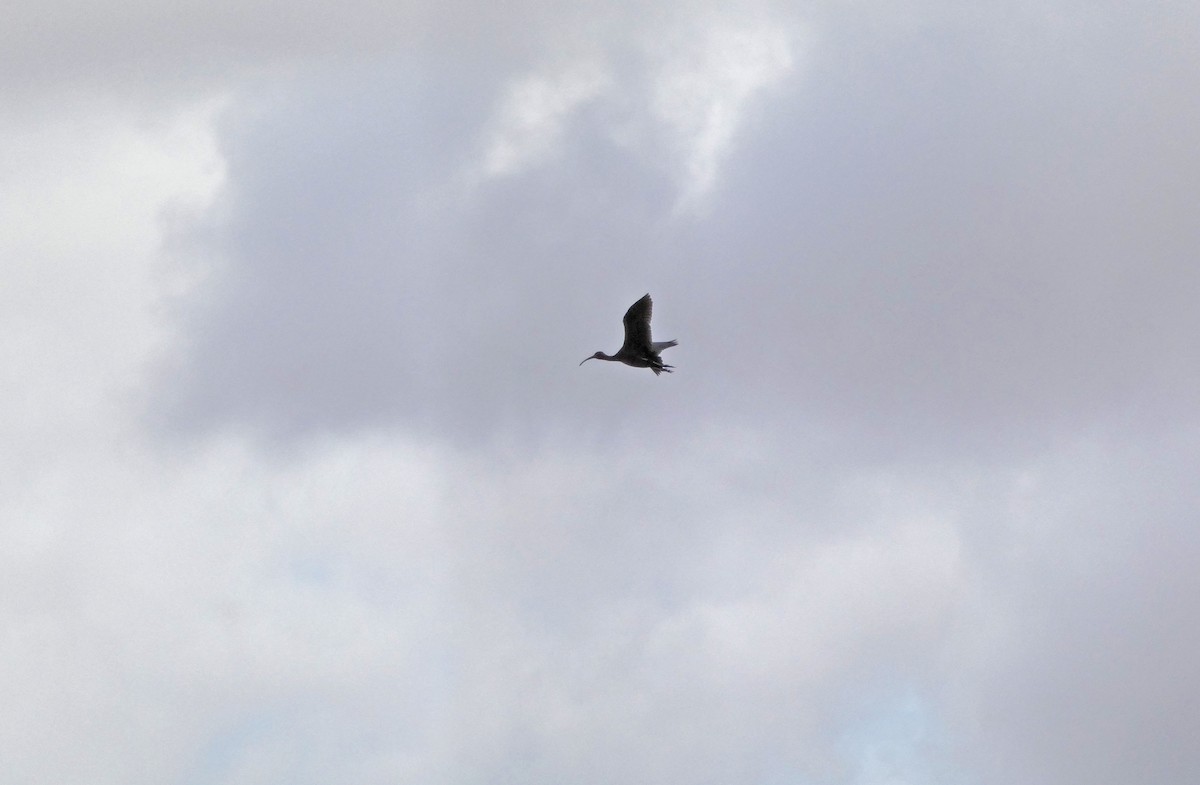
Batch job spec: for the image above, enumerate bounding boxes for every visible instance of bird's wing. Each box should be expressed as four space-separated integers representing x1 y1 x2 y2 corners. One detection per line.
621 293 653 352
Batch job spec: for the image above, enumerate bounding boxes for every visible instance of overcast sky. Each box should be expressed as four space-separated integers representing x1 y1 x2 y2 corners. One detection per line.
3 1 1199 783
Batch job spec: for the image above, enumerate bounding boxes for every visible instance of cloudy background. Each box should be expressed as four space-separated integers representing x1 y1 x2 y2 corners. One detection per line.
3 1 1198 783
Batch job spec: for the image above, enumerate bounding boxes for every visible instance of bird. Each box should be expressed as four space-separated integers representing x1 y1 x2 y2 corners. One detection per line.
580 293 677 375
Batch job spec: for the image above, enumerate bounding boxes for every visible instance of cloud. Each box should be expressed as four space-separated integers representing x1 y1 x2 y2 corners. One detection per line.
648 18 796 209
941 432 1200 785
0 379 967 785
474 13 799 205
0 96 224 447
4 2 1200 784
151 0 1200 460
481 62 612 179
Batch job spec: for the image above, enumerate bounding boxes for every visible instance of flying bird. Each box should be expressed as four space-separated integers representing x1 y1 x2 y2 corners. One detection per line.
580 293 677 375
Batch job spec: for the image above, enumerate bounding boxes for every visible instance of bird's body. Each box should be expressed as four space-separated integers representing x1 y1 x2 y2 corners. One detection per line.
580 293 677 375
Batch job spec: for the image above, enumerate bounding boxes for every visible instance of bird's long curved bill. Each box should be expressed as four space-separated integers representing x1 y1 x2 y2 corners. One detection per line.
579 357 593 365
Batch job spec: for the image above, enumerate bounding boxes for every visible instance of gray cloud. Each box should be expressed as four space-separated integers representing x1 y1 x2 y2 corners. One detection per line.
156 1 1199 462
947 432 1200 785
4 2 1199 784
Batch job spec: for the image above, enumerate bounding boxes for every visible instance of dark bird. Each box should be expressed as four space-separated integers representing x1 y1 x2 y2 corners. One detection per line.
580 293 677 375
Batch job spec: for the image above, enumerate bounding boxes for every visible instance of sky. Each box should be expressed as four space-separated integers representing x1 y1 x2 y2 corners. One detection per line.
3 1 1199 783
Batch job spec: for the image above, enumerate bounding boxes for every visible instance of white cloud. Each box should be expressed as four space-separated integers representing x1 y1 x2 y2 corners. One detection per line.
0 96 224 452
482 62 611 178
0 426 455 783
4 2 1200 784
471 13 799 209
648 18 796 210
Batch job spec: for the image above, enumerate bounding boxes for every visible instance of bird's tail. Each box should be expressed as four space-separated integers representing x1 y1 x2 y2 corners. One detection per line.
652 340 678 352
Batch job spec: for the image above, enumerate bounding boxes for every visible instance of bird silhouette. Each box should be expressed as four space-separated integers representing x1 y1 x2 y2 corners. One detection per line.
580 293 677 375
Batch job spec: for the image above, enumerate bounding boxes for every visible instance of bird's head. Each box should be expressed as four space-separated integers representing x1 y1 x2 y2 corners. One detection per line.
579 351 606 365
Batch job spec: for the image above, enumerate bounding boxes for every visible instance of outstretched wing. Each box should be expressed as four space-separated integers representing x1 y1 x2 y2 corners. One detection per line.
621 293 653 353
